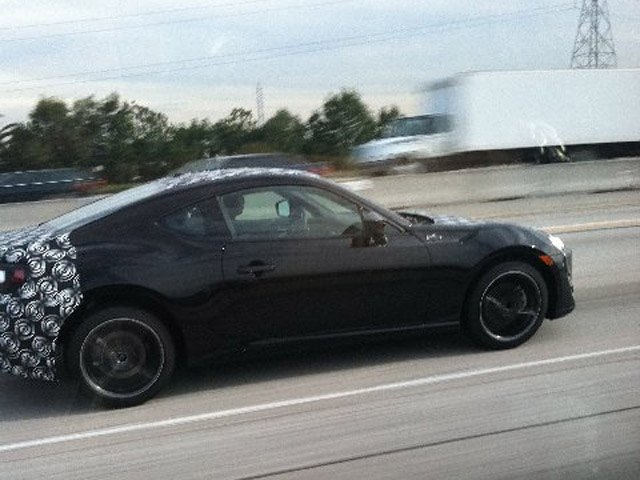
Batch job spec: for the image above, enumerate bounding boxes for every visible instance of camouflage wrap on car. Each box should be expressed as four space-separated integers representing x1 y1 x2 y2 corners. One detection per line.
0 227 82 381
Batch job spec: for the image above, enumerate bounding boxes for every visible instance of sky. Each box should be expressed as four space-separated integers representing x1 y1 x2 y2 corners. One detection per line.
1 0 638 125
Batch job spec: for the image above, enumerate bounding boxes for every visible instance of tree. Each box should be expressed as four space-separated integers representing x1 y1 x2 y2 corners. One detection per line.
0 123 35 171
212 108 257 155
72 94 172 182
304 90 377 156
0 88 401 180
376 105 401 135
29 97 89 169
259 109 305 153
127 103 172 180
0 98 87 172
167 119 218 170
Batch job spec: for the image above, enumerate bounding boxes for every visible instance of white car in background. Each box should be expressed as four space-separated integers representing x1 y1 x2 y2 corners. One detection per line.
351 114 452 174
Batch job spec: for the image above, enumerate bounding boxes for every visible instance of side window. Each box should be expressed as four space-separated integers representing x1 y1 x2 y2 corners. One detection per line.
237 190 286 221
219 188 291 239
302 188 403 243
160 199 228 238
304 190 357 216
219 185 367 240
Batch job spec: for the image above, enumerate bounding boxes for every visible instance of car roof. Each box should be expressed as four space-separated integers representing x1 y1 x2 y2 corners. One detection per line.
161 167 318 193
40 168 321 234
173 153 300 174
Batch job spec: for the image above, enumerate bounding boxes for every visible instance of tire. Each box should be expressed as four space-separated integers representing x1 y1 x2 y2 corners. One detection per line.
66 307 176 408
464 262 548 349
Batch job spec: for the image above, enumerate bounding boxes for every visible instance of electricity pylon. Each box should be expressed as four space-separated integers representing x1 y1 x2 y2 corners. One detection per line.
570 0 617 68
256 83 265 125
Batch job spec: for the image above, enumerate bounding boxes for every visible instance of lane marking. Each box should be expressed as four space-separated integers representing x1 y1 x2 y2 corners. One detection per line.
241 405 640 479
1 345 639 454
543 219 640 234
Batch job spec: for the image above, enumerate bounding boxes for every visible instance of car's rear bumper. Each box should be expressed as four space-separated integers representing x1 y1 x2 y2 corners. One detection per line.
0 232 83 382
0 296 61 382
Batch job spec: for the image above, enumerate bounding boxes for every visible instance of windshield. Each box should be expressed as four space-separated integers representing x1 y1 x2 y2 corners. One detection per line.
381 115 451 138
44 181 166 232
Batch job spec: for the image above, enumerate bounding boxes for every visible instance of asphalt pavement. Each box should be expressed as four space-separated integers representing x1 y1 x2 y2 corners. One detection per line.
0 191 639 479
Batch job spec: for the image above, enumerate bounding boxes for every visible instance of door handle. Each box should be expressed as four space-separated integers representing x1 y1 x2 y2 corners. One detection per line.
237 263 276 276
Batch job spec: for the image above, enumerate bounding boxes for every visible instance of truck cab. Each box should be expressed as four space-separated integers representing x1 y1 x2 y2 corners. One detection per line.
351 114 452 174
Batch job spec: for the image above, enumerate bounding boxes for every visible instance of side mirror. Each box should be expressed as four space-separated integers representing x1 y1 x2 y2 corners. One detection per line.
275 199 290 217
362 209 385 223
359 209 388 246
363 219 388 246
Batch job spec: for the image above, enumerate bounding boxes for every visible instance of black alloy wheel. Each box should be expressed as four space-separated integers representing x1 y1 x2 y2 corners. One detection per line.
67 307 175 408
465 262 548 349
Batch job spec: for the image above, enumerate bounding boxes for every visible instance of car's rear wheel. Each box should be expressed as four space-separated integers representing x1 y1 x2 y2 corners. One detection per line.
67 307 175 408
464 262 548 349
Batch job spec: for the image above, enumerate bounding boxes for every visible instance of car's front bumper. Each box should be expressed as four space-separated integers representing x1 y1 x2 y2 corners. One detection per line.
547 249 575 319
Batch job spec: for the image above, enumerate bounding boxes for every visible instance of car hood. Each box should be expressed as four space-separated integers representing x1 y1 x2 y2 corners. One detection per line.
398 210 556 253
397 210 486 228
430 214 486 227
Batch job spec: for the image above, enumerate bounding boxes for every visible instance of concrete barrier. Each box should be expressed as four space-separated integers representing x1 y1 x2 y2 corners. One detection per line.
345 157 640 208
1 157 638 231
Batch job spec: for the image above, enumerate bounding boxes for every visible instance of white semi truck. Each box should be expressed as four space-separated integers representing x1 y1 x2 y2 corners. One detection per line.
353 68 640 171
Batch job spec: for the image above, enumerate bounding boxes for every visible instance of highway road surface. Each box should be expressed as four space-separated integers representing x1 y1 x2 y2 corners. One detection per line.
1 190 639 479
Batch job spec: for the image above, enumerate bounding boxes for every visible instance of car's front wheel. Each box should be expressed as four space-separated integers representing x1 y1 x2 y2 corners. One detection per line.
464 262 548 349
67 307 175 408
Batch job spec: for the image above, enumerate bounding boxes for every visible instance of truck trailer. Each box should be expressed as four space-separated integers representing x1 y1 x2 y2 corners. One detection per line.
353 68 640 171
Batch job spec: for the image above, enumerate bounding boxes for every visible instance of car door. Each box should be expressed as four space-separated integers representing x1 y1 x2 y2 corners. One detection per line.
219 183 433 342
148 196 254 359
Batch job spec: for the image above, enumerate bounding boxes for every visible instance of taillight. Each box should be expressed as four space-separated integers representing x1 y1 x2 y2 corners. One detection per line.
11 267 26 285
0 266 26 287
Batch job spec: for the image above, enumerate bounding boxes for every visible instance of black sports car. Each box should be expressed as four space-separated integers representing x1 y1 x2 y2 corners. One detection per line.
0 169 574 407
